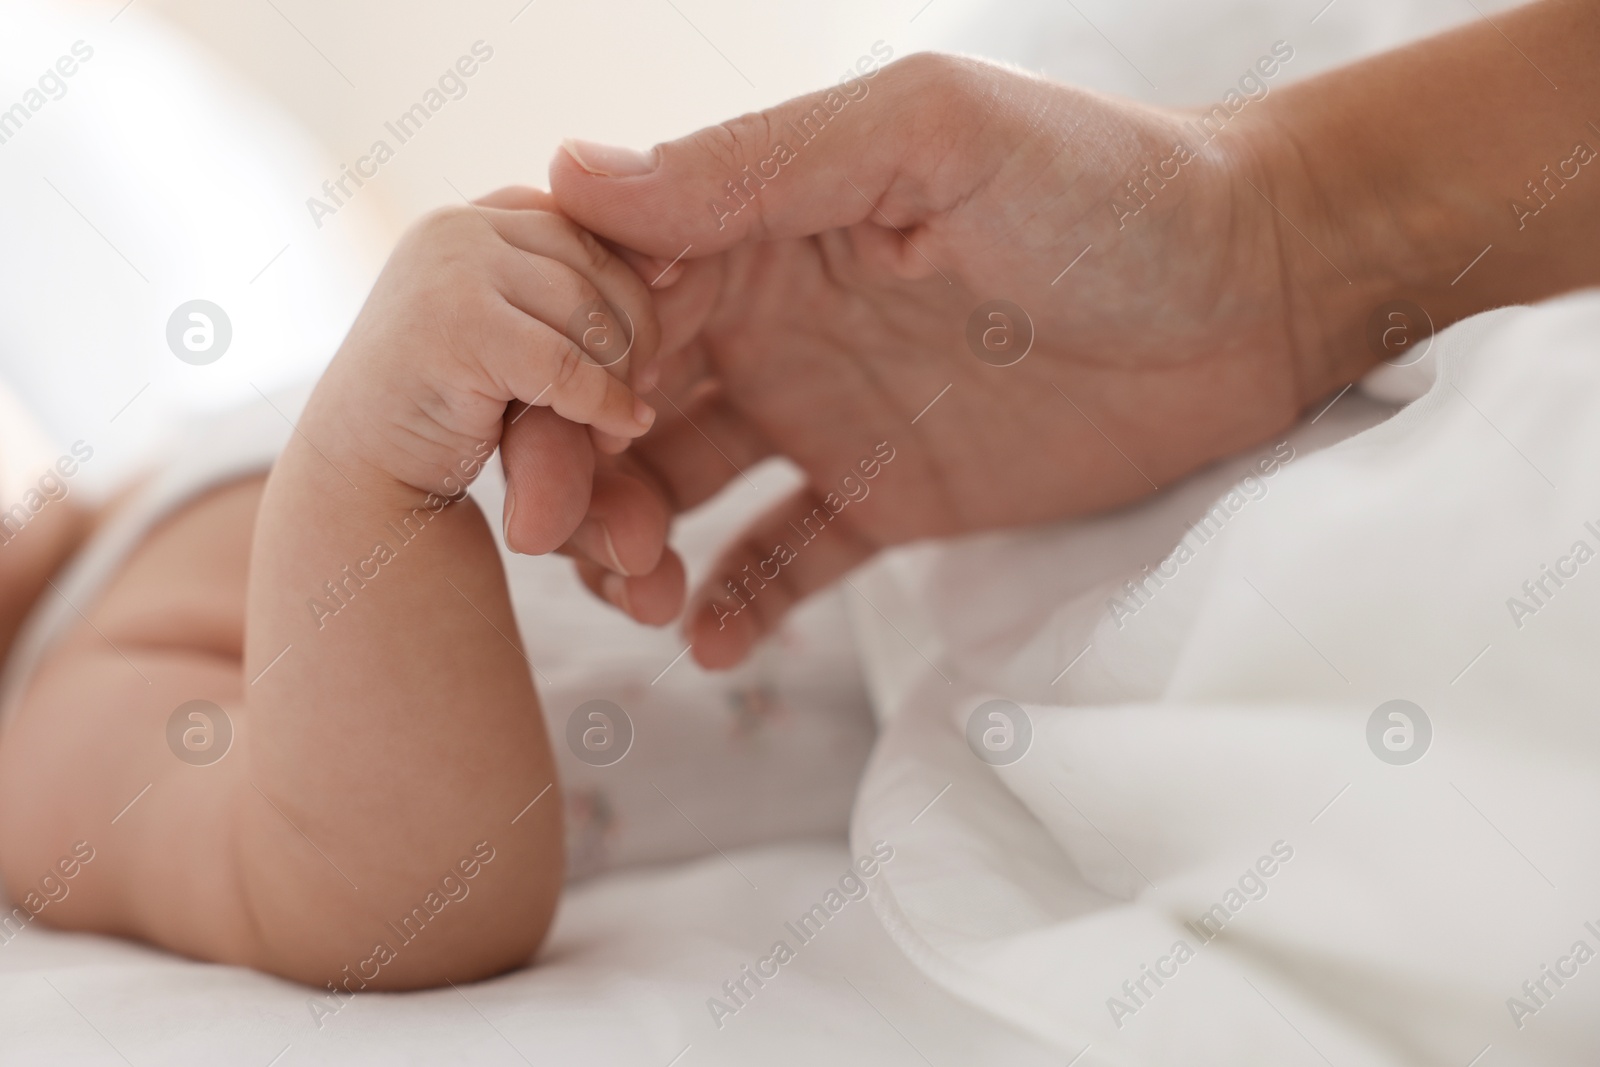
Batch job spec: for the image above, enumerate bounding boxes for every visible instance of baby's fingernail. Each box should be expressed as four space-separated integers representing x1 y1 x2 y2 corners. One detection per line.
634 397 656 431
561 138 658 178
602 572 632 615
502 485 517 551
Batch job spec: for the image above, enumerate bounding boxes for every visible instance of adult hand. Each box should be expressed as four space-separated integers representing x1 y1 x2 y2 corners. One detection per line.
499 51 1385 669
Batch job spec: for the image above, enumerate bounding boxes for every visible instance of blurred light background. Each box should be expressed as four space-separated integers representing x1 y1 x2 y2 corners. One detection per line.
1 0 1515 495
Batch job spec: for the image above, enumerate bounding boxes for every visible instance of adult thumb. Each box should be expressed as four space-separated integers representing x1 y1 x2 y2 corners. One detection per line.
549 52 999 259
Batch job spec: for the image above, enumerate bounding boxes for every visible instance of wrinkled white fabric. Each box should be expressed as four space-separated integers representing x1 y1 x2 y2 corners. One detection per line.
0 843 1059 1066
851 292 1600 1065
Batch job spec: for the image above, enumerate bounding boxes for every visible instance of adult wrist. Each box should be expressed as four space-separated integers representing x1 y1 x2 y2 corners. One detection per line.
1235 0 1600 406
1223 93 1423 407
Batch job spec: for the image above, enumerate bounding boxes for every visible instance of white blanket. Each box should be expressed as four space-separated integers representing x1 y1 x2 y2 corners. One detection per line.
850 292 1600 1065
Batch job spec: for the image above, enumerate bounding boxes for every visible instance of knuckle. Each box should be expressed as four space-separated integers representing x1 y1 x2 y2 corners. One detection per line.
401 207 486 275
878 52 1007 171
435 292 493 366
887 50 970 91
692 111 776 175
882 52 995 124
694 121 743 174
411 204 475 243
476 184 543 208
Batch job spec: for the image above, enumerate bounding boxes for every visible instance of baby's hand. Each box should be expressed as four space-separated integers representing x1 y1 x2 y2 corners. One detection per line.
307 188 658 499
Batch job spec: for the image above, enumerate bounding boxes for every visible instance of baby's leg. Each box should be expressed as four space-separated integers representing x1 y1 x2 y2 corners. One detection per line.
0 424 563 990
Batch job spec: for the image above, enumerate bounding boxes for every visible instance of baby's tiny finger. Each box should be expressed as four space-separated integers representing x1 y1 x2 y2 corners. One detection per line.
549 341 657 439
589 425 633 456
496 307 655 440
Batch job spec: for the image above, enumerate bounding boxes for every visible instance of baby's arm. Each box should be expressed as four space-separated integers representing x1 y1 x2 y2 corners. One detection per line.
239 392 558 989
0 196 659 988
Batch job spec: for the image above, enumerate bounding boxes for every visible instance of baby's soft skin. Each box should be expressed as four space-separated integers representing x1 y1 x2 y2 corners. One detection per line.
0 189 660 989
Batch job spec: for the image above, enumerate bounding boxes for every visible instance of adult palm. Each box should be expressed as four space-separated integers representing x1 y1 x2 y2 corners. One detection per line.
526 53 1372 667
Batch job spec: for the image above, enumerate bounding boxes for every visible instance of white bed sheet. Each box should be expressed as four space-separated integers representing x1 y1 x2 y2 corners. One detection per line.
1 842 1057 1066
